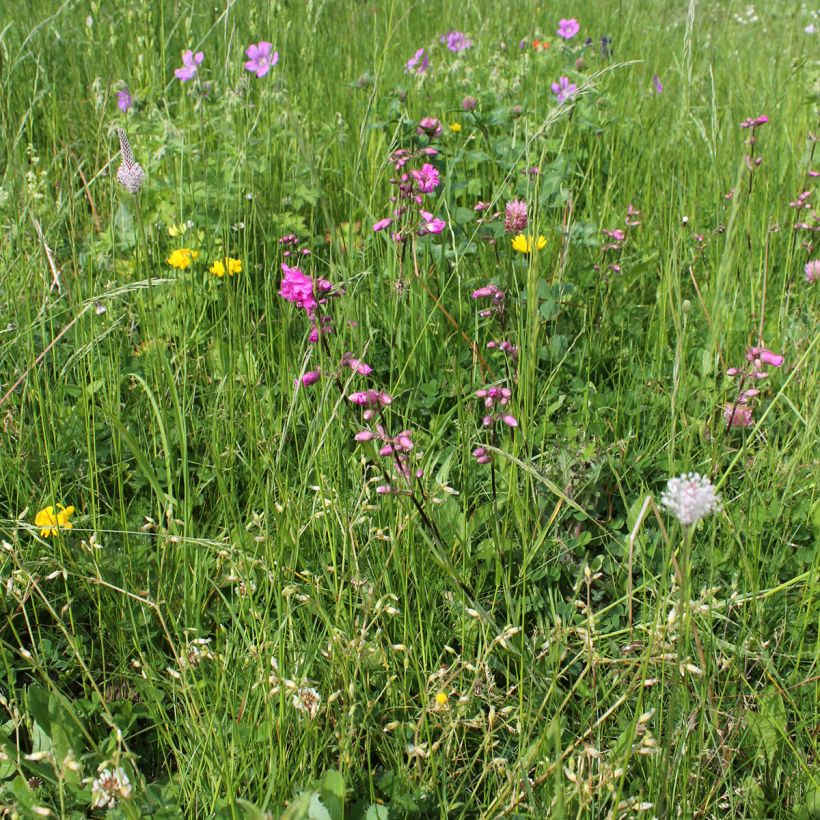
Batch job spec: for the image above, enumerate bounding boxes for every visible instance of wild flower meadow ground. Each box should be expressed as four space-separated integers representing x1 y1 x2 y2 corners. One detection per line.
0 1 818 817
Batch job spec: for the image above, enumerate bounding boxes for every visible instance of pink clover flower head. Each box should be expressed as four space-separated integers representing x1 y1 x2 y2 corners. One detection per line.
373 217 393 232
504 199 528 234
805 259 820 283
417 117 443 138
724 403 753 428
660 472 721 526
405 48 429 75
746 347 784 368
556 18 580 39
418 210 446 235
462 95 478 111
116 87 132 112
441 30 473 52
244 41 278 78
412 163 441 193
175 49 204 82
551 76 577 103
279 264 316 311
296 370 321 388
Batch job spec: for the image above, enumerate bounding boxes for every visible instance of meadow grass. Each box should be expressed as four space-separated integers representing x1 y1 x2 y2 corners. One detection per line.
0 0 818 816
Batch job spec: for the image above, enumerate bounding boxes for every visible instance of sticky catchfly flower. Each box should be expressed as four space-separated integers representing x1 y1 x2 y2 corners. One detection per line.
557 18 580 39
551 76 577 103
35 504 75 537
167 248 200 270
244 41 278 77
175 49 204 82
511 234 547 253
210 257 242 277
279 264 316 311
660 473 721 526
411 163 441 193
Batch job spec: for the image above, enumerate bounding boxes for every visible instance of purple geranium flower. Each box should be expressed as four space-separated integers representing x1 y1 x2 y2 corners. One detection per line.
441 30 473 52
557 18 580 39
116 88 132 112
175 49 204 82
244 41 279 78
551 76 577 103
653 74 663 94
405 47 429 75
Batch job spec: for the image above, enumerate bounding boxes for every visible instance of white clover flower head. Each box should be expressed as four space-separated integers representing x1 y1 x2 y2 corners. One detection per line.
292 686 321 719
91 766 132 809
660 472 721 526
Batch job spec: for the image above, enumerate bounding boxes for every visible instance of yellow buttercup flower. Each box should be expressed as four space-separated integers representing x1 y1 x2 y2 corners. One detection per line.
449 122 462 133
209 257 242 277
35 504 75 537
511 233 547 253
167 248 200 269
434 691 448 706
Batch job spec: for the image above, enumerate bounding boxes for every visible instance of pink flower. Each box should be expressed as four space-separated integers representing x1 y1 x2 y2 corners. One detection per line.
551 76 577 103
405 48 429 75
472 284 504 301
175 49 204 82
341 353 373 375
746 347 784 368
504 199 528 234
412 163 441 193
556 18 580 39
373 217 393 232
244 41 278 78
279 264 316 311
724 403 754 428
296 370 321 387
805 259 820 283
417 117 443 138
472 447 492 465
419 210 446 235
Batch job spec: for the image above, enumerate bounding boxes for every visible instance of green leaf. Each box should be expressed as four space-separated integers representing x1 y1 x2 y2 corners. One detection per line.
365 806 390 820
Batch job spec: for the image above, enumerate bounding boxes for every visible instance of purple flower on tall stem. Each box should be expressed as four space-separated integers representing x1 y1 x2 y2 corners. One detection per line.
174 49 204 82
244 41 278 77
418 210 446 235
556 18 580 39
296 370 321 388
405 48 429 74
551 76 577 103
279 264 316 312
116 87 132 112
652 74 663 94
373 217 393 232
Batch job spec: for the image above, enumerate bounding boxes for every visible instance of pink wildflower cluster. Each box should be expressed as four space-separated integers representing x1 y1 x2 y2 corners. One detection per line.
279 262 337 343
723 346 784 429
296 352 372 390
740 115 768 129
486 339 518 361
372 131 446 240
279 233 311 259
476 386 518 429
349 389 393 420
471 283 505 318
596 206 640 274
355 425 420 495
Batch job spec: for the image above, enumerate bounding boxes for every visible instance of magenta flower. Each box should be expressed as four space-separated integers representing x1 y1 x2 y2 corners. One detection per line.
472 447 492 465
418 210 446 235
472 284 504 301
296 370 321 388
175 49 204 82
116 88 132 112
373 217 393 232
412 163 441 193
279 264 316 311
341 352 373 375
551 76 577 103
405 47 429 75
441 30 473 52
805 259 819 283
740 115 769 129
462 95 478 111
746 347 784 368
556 18 580 39
417 117 443 138
244 41 278 78
504 200 528 234
652 74 663 94
724 403 754 428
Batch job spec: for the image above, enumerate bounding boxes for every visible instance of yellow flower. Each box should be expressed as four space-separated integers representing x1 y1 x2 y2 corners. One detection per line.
210 257 242 277
511 233 547 253
168 222 189 238
34 504 75 537
449 122 462 133
166 248 199 269
434 691 448 706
